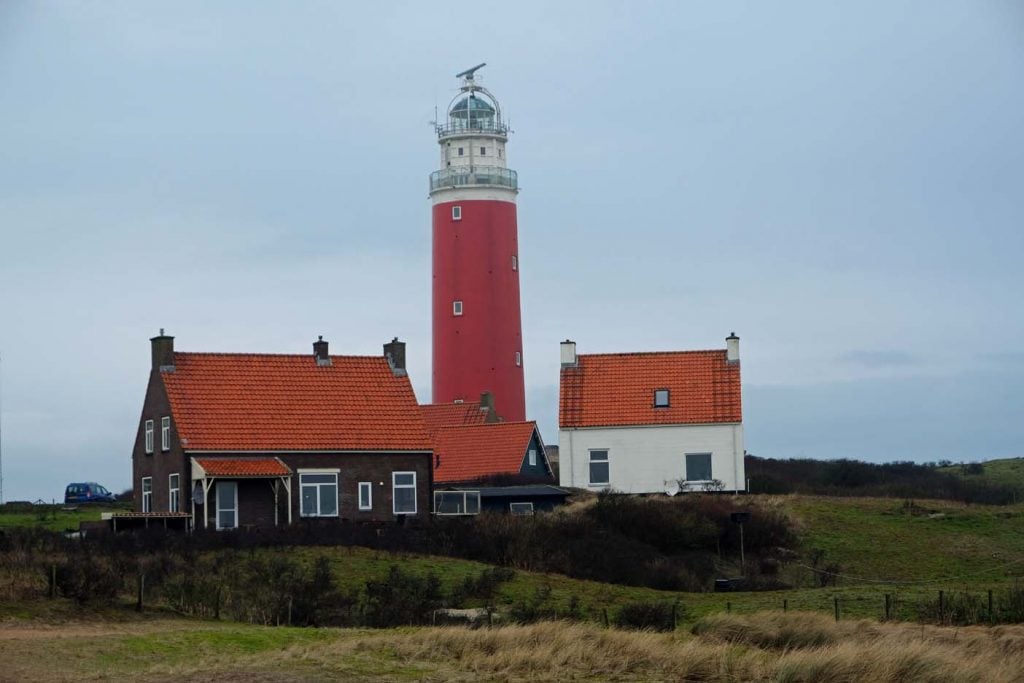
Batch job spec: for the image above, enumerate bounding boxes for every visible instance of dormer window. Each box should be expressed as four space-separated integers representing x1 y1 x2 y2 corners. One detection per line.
654 389 670 408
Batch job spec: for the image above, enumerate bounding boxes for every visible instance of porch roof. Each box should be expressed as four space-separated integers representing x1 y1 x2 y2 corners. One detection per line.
193 456 292 478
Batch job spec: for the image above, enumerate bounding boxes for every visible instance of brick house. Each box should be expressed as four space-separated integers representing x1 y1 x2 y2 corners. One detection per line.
132 333 433 529
558 335 745 494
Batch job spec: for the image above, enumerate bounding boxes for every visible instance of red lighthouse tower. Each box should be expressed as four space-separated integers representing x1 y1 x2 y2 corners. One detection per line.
430 64 526 421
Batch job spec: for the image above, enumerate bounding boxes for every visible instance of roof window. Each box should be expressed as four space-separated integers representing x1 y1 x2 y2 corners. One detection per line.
654 389 670 408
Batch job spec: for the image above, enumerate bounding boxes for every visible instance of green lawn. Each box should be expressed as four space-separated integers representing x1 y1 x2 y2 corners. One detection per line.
939 457 1024 496
0 503 128 532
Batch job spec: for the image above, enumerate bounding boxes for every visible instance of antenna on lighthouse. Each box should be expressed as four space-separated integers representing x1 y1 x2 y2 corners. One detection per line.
456 63 487 81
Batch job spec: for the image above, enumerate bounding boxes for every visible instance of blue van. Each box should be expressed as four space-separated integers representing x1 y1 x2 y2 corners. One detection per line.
64 482 117 504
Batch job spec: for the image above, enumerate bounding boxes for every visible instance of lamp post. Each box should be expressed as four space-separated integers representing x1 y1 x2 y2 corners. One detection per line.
730 511 751 574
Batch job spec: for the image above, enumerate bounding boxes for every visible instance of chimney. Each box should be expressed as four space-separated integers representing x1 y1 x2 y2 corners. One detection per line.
479 391 500 422
313 336 331 366
726 332 740 363
560 339 577 367
151 329 175 372
384 337 406 376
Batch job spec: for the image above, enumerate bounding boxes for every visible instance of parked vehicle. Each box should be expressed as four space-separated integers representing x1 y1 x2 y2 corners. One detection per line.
64 482 117 504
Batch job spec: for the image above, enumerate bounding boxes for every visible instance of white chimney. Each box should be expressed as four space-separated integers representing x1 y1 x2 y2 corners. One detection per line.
726 332 740 363
560 339 577 367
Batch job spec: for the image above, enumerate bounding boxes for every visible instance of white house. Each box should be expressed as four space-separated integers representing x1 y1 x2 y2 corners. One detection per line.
558 335 745 494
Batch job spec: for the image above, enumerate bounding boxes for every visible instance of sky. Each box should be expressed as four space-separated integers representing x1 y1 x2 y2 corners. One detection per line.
1 2 1022 502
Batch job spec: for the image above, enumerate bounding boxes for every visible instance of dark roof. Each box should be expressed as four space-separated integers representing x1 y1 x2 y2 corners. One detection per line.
440 485 570 498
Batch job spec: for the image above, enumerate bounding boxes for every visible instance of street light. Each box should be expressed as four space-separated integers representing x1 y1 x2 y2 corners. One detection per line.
730 511 751 574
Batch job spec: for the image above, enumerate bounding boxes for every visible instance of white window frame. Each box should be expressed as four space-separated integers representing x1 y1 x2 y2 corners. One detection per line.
168 473 180 513
453 300 463 316
452 205 462 220
299 469 340 518
433 490 481 515
511 255 518 271
141 477 152 512
510 502 534 516
358 481 373 511
515 351 522 366
144 420 154 454
215 480 238 530
161 416 171 451
685 452 713 483
589 449 610 486
393 471 417 515
528 448 537 467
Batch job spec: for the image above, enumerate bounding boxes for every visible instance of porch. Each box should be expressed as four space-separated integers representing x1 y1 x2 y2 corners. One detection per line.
191 457 293 530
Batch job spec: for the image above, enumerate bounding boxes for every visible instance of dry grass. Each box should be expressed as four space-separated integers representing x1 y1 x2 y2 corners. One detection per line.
4 612 1024 681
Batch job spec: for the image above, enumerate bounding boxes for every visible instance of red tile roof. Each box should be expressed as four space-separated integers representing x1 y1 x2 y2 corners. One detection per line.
420 401 491 436
193 457 292 477
433 421 539 484
559 350 741 429
162 353 431 452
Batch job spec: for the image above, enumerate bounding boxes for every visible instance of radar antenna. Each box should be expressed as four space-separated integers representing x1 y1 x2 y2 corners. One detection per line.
456 63 487 81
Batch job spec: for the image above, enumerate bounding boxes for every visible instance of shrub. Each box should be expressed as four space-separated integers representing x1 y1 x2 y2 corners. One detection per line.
614 601 681 631
363 566 443 627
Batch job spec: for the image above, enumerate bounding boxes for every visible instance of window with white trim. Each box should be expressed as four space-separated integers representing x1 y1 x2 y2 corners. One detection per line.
528 448 537 467
141 477 152 512
161 416 171 451
510 502 534 516
216 481 238 529
393 472 417 514
434 490 480 515
453 300 463 316
511 255 518 271
685 453 713 482
515 351 522 366
358 482 373 511
168 473 180 512
452 205 462 220
589 450 609 486
144 420 154 454
654 389 670 408
300 471 339 517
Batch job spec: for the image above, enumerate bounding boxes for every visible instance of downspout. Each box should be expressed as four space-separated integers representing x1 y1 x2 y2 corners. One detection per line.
732 425 740 493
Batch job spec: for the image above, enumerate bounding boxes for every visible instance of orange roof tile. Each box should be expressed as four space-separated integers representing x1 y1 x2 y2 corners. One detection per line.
433 421 539 484
163 353 432 452
194 457 292 477
559 350 741 429
420 401 491 436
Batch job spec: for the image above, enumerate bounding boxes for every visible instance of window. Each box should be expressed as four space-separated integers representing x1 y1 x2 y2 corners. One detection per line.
528 448 537 467
686 453 713 482
458 147 464 156
216 481 237 529
168 473 180 513
453 300 463 316
511 255 518 271
654 389 670 408
434 490 480 515
510 502 534 516
141 477 152 512
452 205 462 220
515 351 522 366
498 148 503 158
144 420 154 454
480 146 486 155
589 450 609 486
393 472 417 514
300 471 339 517
161 416 171 451
358 482 373 511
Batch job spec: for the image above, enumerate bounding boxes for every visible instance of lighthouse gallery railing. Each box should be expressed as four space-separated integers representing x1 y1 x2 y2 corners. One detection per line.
429 166 518 192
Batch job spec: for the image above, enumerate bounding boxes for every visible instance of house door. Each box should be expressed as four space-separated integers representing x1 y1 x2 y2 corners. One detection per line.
215 481 238 530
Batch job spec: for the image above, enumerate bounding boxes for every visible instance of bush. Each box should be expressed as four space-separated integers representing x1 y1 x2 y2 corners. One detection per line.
364 566 443 627
614 601 681 631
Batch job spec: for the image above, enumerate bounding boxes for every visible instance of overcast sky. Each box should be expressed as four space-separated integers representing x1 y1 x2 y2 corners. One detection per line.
1 2 1022 501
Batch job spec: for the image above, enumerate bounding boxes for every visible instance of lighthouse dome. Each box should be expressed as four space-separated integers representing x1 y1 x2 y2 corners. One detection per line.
450 93 496 122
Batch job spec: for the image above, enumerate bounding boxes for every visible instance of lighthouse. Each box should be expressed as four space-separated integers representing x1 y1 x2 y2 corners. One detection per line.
430 64 526 421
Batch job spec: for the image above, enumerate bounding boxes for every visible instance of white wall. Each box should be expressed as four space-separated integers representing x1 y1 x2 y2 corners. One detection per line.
558 423 745 493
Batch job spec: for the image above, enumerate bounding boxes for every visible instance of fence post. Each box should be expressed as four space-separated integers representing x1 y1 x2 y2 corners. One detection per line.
783 599 788 612
834 597 840 622
939 590 944 620
988 589 994 622
884 594 890 621
287 596 293 626
727 601 731 613
49 564 57 599
602 608 609 628
136 573 145 612
672 602 677 630
214 585 221 620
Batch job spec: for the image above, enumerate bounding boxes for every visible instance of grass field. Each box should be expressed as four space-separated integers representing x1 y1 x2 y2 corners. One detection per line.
3 612 1024 682
939 457 1024 497
0 503 127 532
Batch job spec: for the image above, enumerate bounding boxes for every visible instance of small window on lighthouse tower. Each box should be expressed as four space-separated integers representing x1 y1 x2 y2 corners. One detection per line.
511 255 518 271
515 351 522 366
453 300 463 316
452 206 462 221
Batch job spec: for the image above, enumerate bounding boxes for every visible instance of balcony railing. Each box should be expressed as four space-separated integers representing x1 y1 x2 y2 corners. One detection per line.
435 121 509 139
429 166 518 192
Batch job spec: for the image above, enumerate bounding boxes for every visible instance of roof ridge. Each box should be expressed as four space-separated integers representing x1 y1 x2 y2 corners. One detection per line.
174 352 386 360
577 349 726 358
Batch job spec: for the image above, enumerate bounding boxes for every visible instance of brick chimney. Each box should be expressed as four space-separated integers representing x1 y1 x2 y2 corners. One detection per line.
384 337 406 376
726 332 740 364
313 336 331 366
151 329 175 372
479 391 500 423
